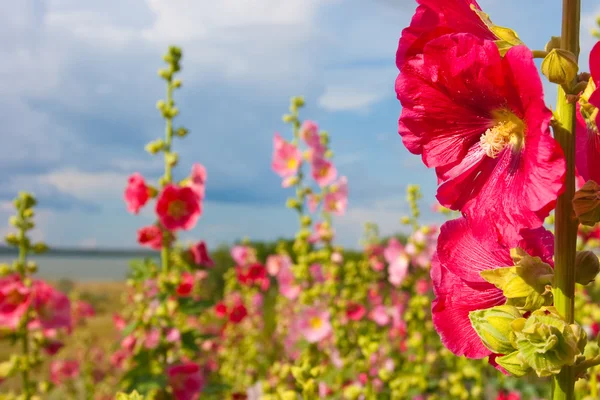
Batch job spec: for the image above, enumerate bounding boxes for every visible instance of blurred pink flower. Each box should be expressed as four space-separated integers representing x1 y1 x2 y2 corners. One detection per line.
144 328 161 349
124 173 150 214
299 307 332 343
188 163 207 200
277 263 301 300
300 121 325 155
266 254 291 276
346 303 366 321
167 362 205 400
231 245 256 266
311 156 337 187
29 281 71 333
272 133 302 178
0 274 31 329
166 328 181 343
156 185 201 231
370 305 390 326
384 238 410 287
176 272 195 297
113 314 126 331
323 177 348 215
137 225 164 250
190 241 214 267
49 360 80 385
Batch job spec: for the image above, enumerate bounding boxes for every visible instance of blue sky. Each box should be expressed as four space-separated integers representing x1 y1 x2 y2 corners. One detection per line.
1 0 599 249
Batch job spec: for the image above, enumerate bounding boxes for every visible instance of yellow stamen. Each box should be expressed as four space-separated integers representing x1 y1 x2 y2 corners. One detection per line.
168 200 187 218
480 109 525 158
309 316 323 329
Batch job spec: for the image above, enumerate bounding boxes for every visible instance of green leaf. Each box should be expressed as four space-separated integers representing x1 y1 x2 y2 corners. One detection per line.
202 382 232 394
178 297 214 315
121 321 138 337
180 330 200 353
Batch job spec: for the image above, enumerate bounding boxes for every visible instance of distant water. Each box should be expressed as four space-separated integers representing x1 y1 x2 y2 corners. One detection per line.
0 255 155 281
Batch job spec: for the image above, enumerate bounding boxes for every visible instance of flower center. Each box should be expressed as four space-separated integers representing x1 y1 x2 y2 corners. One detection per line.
287 158 298 170
309 316 323 329
480 110 525 158
168 200 187 218
6 289 24 305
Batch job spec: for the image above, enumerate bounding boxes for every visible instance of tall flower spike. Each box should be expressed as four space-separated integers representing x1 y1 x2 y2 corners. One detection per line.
397 33 565 244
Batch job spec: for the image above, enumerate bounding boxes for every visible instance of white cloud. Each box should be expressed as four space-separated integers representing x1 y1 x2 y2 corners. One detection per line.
318 87 385 112
35 169 128 202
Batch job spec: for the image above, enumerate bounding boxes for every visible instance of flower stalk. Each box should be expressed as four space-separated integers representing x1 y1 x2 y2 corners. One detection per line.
553 0 581 399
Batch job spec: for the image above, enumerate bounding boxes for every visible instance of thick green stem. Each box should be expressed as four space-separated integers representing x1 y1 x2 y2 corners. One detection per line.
161 78 174 274
553 1 580 399
18 221 32 399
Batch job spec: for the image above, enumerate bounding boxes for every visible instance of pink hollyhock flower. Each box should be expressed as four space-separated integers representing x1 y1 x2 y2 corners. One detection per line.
307 194 320 213
311 156 337 187
370 305 390 326
189 241 214 267
300 307 332 343
323 177 348 216
188 163 207 200
124 173 150 214
72 300 95 325
396 0 497 66
309 264 325 283
272 133 302 178
346 303 366 321
110 349 128 369
331 252 343 264
121 334 137 353
144 279 159 298
166 328 181 343
137 225 164 250
29 281 71 333
144 328 161 349
156 185 201 231
432 217 553 358
0 274 31 329
167 362 205 400
228 303 248 324
277 263 301 300
113 314 126 331
266 254 291 276
309 221 334 244
415 279 429 295
397 34 565 244
231 245 256 266
49 360 80 385
176 272 195 297
300 121 325 154
384 238 410 287
576 104 600 183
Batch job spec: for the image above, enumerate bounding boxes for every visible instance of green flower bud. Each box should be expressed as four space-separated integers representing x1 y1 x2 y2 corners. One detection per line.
32 242 49 254
545 36 562 52
480 248 553 311
575 251 600 285
400 216 411 225
0 264 11 276
286 198 301 210
18 192 37 209
165 152 179 167
172 79 182 88
513 307 583 377
145 139 166 155
25 261 37 274
22 208 34 219
175 127 189 137
469 305 522 354
542 49 578 85
282 114 296 123
4 233 18 246
573 180 600 227
300 215 312 227
495 351 531 377
292 96 305 108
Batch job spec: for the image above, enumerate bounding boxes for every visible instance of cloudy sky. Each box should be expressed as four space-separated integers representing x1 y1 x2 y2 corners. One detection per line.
1 0 599 249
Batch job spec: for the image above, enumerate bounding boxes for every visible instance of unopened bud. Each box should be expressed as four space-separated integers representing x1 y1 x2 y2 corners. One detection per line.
495 351 531 377
175 127 189 137
573 180 600 226
165 152 178 167
4 233 19 246
541 49 578 85
282 114 295 123
544 36 562 52
469 305 522 354
172 79 182 88
145 139 165 155
158 68 172 80
575 251 600 285
32 242 49 254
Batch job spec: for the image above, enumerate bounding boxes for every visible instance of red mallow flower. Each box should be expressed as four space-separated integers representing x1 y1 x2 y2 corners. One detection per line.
124 173 150 214
137 225 164 250
72 300 95 325
214 302 228 318
228 303 248 324
167 362 205 400
397 34 565 243
29 281 71 333
176 272 195 297
189 241 214 267
272 133 302 179
397 0 497 67
49 360 80 385
188 163 207 200
0 274 31 329
431 217 553 359
156 185 201 231
346 303 366 321
496 391 521 400
588 41 600 125
236 263 270 291
576 42 600 183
